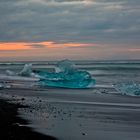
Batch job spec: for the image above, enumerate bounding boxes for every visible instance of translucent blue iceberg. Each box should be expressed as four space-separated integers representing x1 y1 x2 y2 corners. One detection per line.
37 60 96 88
114 82 140 96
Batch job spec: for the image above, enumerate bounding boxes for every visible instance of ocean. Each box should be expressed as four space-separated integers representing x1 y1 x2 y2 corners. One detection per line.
1 60 140 140
0 60 140 85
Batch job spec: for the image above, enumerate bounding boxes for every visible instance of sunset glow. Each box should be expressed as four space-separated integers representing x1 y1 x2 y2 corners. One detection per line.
128 48 140 52
0 42 31 51
0 41 95 51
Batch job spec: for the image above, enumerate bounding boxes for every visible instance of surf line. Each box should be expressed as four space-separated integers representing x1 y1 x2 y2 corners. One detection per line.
46 100 140 108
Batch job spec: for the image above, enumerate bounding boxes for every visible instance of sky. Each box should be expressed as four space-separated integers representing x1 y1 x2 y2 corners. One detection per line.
0 0 140 61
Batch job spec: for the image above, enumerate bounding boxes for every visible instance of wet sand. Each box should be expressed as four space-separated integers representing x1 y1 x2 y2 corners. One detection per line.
0 98 57 140
0 88 140 140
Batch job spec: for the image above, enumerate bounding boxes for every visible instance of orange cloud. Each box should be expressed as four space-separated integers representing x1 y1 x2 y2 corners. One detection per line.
0 41 95 50
0 42 30 50
62 43 93 47
44 42 95 48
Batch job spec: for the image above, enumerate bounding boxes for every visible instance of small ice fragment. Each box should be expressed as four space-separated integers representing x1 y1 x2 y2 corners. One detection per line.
0 83 11 89
19 63 33 76
6 70 16 76
6 63 37 78
0 84 4 89
113 81 140 96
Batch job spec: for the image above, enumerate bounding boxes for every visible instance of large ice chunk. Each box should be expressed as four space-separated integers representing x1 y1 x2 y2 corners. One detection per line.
37 60 96 88
114 82 140 96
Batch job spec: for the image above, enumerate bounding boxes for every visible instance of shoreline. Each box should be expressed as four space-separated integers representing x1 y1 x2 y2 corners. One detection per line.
0 98 57 140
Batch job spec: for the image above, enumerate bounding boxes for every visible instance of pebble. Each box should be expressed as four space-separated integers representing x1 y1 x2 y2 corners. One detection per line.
21 98 25 101
82 132 87 136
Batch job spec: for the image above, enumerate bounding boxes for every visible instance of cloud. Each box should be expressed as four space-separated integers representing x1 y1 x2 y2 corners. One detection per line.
16 0 95 6
0 0 140 47
27 44 46 48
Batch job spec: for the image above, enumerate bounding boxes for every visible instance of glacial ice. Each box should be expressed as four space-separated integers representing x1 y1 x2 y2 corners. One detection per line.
6 70 17 76
114 82 140 96
37 60 96 88
6 64 36 77
18 64 36 77
0 84 4 89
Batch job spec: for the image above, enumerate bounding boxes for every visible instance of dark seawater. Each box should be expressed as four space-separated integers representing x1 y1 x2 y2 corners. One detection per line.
0 60 140 86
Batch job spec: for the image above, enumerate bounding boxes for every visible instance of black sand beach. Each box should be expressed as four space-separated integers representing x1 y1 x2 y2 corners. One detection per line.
0 98 57 140
0 88 140 140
